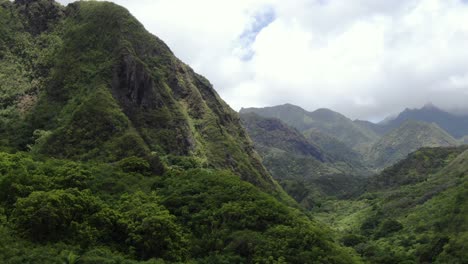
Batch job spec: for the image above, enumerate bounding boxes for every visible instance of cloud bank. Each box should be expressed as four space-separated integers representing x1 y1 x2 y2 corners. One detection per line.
57 0 468 121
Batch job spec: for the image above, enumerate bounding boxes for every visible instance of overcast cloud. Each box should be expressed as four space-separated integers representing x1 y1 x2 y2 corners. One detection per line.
57 0 468 121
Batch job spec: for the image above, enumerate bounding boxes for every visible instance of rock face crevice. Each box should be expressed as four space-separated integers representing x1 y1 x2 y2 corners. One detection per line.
113 54 158 108
111 53 196 156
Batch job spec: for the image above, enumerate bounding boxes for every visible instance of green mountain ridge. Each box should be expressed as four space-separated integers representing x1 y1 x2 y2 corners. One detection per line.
1 0 275 190
240 104 380 154
378 103 468 139
366 120 459 169
240 112 368 209
0 0 360 263
241 103 465 169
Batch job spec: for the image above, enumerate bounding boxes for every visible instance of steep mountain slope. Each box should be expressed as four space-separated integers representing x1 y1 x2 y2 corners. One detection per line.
0 0 275 190
241 104 379 153
315 146 468 263
379 103 468 139
240 113 368 208
0 1 360 263
366 120 459 168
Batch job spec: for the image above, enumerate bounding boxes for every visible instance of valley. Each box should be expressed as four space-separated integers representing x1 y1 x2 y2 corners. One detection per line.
241 104 468 263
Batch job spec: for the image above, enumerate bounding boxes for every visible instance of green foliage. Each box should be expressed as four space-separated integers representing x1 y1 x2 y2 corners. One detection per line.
0 151 358 263
316 147 468 264
374 219 403 238
0 0 279 194
240 112 368 209
38 87 131 159
12 188 101 241
369 146 466 189
154 168 358 263
341 234 366 247
117 156 151 175
118 192 188 261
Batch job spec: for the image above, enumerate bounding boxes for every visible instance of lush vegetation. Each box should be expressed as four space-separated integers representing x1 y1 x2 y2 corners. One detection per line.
0 0 359 263
240 105 468 263
2 1 467 263
0 152 359 263
315 147 468 264
0 0 276 192
240 112 368 209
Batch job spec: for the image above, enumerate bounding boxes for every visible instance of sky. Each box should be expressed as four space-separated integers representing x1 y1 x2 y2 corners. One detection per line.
56 0 468 121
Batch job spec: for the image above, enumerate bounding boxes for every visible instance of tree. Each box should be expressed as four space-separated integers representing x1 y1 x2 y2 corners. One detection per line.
12 188 100 241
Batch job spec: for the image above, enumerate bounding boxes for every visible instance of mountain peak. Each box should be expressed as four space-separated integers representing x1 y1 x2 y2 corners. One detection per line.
421 102 440 110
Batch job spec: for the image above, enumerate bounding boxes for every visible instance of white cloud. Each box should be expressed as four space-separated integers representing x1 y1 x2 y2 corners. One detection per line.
56 0 468 121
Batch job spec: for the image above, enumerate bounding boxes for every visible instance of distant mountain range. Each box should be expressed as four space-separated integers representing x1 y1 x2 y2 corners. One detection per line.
241 102 468 263
241 104 380 154
240 112 368 208
240 103 465 169
378 103 468 138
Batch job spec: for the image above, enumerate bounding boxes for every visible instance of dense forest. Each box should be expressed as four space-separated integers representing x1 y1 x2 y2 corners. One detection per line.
0 0 358 263
1 0 467 263
241 109 468 263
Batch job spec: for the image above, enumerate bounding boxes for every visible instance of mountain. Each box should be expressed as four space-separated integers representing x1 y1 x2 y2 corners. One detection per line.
1 0 276 190
316 146 468 263
241 104 379 153
379 103 468 139
240 112 368 208
367 146 468 189
366 120 459 168
353 119 387 136
302 129 365 165
0 1 360 263
240 112 326 161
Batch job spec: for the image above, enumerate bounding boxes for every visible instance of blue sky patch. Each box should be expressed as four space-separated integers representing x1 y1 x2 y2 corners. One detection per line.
237 7 276 61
